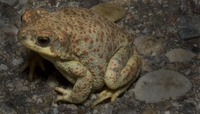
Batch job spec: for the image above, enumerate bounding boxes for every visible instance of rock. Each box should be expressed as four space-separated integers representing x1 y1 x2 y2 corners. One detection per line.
165 48 196 62
176 15 200 32
0 17 5 26
0 103 18 114
178 27 200 40
0 0 17 6
154 101 172 111
135 70 192 103
191 46 199 53
18 0 28 4
101 0 131 6
142 106 156 114
176 16 196 28
12 58 24 66
0 30 5 43
2 24 18 35
93 104 113 114
198 54 200 60
79 0 100 8
91 3 126 22
182 103 196 114
166 0 179 14
48 0 56 6
66 104 78 110
29 104 42 114
164 111 170 114
197 103 200 110
15 86 30 92
46 74 59 88
134 35 166 56
113 0 131 6
115 108 137 114
0 64 8 71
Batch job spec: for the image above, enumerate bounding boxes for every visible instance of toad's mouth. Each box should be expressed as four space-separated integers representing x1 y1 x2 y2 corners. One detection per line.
18 34 57 57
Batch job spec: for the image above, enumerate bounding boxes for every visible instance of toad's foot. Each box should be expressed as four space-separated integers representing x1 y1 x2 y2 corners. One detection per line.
19 51 46 81
91 81 133 107
54 87 71 103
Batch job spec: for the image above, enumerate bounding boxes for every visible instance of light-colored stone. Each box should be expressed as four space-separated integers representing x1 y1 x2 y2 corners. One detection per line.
12 58 24 66
166 48 196 62
164 111 170 114
66 104 78 110
2 24 18 35
0 64 8 71
134 35 166 56
91 3 126 22
135 70 192 103
46 75 59 88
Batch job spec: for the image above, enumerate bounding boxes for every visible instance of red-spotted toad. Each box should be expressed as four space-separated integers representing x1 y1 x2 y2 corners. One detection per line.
18 7 141 106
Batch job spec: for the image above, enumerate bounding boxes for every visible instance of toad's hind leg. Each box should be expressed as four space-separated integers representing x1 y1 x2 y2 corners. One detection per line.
105 48 141 89
92 47 141 107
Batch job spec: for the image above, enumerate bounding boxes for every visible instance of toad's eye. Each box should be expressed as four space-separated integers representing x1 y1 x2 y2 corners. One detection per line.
37 36 51 47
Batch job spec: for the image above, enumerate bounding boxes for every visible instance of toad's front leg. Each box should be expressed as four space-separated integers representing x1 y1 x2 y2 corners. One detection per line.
54 61 93 103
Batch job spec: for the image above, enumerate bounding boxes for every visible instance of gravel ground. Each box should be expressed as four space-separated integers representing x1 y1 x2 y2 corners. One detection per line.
0 0 200 114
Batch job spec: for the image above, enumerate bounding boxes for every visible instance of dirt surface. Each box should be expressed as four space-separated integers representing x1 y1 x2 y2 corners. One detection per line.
0 0 200 114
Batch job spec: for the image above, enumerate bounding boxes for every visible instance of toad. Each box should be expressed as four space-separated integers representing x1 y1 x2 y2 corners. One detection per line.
18 5 141 107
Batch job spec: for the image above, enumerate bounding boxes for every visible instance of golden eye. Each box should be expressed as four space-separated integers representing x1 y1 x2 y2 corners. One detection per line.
37 36 51 47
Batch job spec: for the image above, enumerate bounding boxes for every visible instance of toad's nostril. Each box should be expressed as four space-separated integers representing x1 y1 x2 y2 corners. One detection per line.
21 35 27 40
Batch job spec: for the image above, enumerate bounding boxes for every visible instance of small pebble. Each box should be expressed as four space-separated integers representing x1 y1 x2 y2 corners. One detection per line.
0 64 8 71
46 75 59 88
52 108 59 114
0 30 5 43
0 17 5 26
96 104 113 114
66 104 77 110
12 58 24 66
164 111 170 114
16 86 30 92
